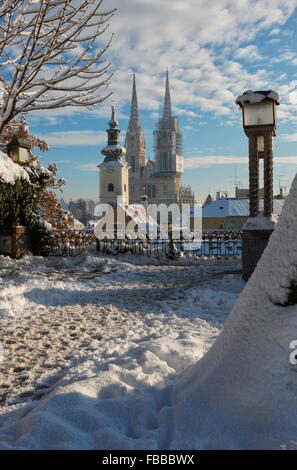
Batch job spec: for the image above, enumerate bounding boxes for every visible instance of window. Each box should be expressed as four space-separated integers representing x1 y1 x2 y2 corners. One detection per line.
152 185 156 198
124 184 127 192
108 183 114 192
130 156 136 173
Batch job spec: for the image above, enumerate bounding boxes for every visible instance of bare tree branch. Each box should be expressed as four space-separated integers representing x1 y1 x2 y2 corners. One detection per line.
0 0 116 133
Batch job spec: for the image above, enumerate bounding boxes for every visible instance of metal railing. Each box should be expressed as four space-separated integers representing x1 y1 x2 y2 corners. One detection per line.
48 229 96 256
96 230 242 259
46 229 242 259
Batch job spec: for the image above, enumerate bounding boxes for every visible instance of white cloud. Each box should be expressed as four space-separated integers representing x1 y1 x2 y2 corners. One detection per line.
25 0 297 125
274 156 297 164
42 131 107 147
184 155 248 168
184 154 297 168
269 27 281 35
104 0 297 119
77 164 99 172
279 132 297 142
234 45 262 62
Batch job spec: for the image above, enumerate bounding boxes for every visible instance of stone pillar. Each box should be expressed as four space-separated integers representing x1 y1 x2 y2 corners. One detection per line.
243 126 276 280
0 226 28 259
264 131 273 218
242 228 274 281
248 134 259 217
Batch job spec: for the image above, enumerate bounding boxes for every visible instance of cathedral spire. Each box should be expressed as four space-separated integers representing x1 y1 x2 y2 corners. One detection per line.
128 74 141 130
163 69 172 120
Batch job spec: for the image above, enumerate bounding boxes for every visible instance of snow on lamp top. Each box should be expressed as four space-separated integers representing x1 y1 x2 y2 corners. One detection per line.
235 90 280 107
236 90 279 128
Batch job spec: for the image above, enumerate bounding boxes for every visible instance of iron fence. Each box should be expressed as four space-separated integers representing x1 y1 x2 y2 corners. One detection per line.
48 229 96 256
96 230 242 259
46 229 242 259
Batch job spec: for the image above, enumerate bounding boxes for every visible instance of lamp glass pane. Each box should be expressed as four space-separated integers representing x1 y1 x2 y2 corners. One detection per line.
10 148 18 162
19 147 28 162
243 101 274 126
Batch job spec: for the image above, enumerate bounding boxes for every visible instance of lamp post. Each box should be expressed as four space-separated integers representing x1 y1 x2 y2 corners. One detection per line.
236 90 279 218
236 90 280 280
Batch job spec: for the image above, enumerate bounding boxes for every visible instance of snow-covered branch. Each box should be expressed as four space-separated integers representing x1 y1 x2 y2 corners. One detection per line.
0 0 115 132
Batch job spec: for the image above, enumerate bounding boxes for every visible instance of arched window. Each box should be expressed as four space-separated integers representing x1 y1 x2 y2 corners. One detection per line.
108 183 114 192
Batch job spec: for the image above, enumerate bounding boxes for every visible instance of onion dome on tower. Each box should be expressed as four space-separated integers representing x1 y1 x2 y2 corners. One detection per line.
101 105 126 162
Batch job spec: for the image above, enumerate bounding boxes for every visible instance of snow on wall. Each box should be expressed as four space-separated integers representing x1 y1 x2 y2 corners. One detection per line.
171 173 297 449
0 150 29 183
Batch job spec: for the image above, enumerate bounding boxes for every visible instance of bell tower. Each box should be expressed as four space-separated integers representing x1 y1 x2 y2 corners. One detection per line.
125 74 146 176
98 106 129 206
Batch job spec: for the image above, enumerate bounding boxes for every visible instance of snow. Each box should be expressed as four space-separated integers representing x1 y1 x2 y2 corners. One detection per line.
202 198 283 218
0 252 243 449
1 170 297 450
0 150 29 184
242 213 277 230
236 89 280 106
171 173 297 449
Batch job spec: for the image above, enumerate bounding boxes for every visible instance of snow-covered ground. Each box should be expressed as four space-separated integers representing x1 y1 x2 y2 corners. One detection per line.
0 252 243 449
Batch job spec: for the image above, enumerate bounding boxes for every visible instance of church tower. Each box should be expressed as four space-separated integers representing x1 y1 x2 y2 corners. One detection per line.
98 106 129 206
154 70 184 175
125 74 146 176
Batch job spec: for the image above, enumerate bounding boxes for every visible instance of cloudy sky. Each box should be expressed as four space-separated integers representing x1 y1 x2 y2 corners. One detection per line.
30 0 297 203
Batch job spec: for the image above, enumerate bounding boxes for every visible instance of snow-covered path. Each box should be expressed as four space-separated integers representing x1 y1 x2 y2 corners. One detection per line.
0 253 243 449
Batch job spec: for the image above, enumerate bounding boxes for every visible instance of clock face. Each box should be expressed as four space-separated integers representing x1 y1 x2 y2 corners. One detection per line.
107 166 115 174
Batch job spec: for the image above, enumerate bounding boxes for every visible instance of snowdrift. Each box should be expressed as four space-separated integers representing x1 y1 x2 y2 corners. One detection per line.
171 174 297 449
0 150 29 183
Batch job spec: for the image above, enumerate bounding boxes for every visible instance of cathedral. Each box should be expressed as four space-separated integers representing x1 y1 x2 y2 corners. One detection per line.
125 72 195 207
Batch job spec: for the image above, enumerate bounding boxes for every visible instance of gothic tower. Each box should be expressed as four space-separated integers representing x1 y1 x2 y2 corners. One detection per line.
154 70 184 175
98 106 129 206
125 75 146 176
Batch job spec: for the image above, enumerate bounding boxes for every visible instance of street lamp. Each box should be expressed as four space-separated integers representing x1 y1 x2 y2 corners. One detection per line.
7 138 31 164
236 90 279 218
236 90 280 281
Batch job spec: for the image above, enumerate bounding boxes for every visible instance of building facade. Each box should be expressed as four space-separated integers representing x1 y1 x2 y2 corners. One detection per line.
125 72 195 207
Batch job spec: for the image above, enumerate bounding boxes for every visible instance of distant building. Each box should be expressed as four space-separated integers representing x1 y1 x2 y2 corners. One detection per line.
216 191 228 200
60 198 85 229
202 198 284 231
125 72 195 207
235 186 264 198
68 199 96 226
